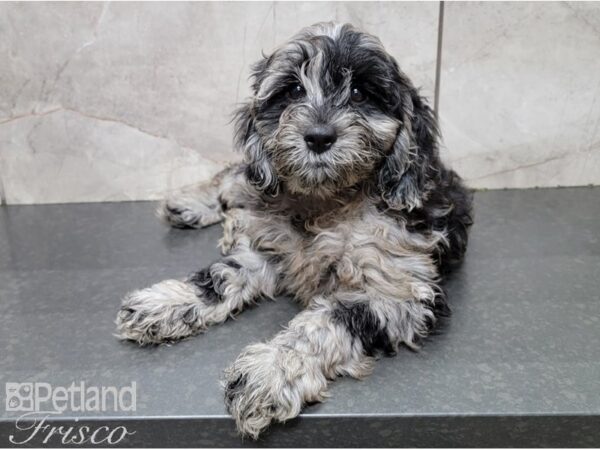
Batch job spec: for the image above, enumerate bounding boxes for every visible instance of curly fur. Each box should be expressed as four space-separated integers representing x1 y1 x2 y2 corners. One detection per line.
115 22 473 439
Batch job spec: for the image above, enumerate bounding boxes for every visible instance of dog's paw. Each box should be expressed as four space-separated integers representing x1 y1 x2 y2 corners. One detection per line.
116 279 206 345
158 190 222 229
223 343 328 439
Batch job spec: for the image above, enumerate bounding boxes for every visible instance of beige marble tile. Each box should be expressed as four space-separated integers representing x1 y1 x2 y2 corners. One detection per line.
0 109 222 204
0 2 439 204
439 2 600 189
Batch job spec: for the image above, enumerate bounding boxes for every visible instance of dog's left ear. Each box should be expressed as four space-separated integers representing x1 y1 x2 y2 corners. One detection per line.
378 72 440 211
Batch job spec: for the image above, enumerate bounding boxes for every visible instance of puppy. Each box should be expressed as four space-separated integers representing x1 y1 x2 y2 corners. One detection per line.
116 22 473 439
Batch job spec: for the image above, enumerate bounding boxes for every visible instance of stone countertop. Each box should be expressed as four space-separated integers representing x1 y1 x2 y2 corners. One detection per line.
0 187 599 447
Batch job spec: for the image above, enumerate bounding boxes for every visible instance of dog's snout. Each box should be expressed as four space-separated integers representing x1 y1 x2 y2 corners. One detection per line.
304 125 337 154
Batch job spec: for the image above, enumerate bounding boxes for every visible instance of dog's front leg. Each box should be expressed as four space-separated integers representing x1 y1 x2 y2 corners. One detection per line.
224 290 441 438
115 242 277 345
158 163 246 229
223 296 375 439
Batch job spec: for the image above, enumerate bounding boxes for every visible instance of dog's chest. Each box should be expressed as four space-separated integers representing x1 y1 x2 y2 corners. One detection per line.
251 203 422 301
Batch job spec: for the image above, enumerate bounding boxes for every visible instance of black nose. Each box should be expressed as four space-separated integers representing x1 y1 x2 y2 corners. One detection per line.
304 125 337 154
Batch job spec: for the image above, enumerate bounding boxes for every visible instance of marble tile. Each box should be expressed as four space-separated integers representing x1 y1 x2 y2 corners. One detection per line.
0 2 439 204
439 2 600 189
0 109 222 203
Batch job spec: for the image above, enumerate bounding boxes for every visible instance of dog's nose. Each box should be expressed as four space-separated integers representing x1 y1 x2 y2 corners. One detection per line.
304 125 337 154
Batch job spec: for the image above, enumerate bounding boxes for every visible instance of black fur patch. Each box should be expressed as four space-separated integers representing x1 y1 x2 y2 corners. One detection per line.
224 373 248 409
217 195 229 212
223 258 242 270
244 163 279 197
332 302 395 356
401 168 474 275
424 292 451 334
188 266 224 305
290 214 316 236
290 214 305 232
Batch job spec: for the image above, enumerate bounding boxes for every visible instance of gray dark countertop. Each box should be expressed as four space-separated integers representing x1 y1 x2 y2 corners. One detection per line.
1 187 599 447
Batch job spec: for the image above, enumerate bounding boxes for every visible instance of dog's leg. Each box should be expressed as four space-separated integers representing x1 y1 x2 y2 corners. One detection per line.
115 242 277 345
158 163 246 229
223 290 441 439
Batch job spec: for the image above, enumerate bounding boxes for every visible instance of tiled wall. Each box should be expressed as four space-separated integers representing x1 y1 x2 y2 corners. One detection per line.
0 2 598 204
439 2 600 189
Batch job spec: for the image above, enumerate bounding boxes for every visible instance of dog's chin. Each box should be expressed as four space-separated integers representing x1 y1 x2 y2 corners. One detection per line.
282 163 361 199
271 139 377 198
279 163 336 198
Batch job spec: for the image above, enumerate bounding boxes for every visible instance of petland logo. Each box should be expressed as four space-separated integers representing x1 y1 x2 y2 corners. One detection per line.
5 382 137 445
5 382 137 413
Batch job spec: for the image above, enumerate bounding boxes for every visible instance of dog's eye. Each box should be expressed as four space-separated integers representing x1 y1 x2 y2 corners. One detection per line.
350 87 366 103
287 83 305 100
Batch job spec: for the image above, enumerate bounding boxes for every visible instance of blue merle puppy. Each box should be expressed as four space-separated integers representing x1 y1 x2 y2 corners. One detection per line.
116 22 473 438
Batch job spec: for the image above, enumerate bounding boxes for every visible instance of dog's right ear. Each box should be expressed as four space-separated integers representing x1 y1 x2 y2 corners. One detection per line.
233 99 280 197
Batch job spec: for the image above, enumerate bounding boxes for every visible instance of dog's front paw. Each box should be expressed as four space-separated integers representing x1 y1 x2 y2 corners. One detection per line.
223 343 328 439
158 190 222 229
116 279 206 345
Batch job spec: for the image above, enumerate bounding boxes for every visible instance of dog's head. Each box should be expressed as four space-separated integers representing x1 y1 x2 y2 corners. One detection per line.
234 22 439 210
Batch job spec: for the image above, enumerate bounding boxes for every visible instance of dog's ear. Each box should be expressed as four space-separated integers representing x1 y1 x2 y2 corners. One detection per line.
378 73 440 211
233 58 280 197
233 102 279 196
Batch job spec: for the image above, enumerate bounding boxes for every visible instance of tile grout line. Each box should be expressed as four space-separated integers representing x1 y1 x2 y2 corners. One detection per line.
434 1 445 118
0 174 6 206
